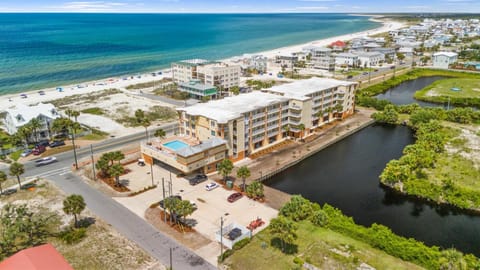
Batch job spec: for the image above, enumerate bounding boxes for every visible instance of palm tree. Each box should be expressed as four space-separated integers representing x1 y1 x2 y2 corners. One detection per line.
109 163 124 186
16 125 33 146
134 109 145 121
298 123 305 139
317 109 324 125
141 118 151 142
218 159 234 182
63 194 86 228
0 171 7 195
28 118 42 143
154 129 166 140
283 125 290 139
71 110 80 122
65 109 74 120
269 216 298 253
236 166 251 192
177 200 194 225
9 162 24 189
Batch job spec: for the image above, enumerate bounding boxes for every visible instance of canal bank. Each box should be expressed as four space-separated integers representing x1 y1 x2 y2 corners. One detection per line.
211 108 377 210
266 123 480 256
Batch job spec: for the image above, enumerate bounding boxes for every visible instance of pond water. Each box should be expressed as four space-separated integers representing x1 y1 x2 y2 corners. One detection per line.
267 125 480 256
375 76 448 107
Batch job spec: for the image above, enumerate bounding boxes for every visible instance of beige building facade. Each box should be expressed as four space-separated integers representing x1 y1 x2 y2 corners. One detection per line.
177 78 357 161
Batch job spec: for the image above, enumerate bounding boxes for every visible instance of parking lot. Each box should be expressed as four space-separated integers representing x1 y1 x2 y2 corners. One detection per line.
114 163 278 263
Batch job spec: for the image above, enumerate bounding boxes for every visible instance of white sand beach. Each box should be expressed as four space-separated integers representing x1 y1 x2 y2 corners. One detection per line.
0 17 406 136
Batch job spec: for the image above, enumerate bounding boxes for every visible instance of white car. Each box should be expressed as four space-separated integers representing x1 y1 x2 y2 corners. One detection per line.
35 156 57 166
205 182 219 191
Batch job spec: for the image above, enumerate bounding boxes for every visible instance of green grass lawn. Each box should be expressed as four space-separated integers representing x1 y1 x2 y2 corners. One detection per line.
81 107 105 115
224 221 424 270
415 78 480 99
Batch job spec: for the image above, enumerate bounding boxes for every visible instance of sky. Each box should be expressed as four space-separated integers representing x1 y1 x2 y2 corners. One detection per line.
0 0 479 13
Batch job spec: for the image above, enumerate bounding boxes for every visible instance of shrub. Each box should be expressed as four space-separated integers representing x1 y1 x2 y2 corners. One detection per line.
217 249 234 262
233 238 250 250
58 228 87 244
310 210 328 227
293 257 304 265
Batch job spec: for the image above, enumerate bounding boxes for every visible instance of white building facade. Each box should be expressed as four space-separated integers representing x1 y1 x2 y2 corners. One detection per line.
433 52 458 69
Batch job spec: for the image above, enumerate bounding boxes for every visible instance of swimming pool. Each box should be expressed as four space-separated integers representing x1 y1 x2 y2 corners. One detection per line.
163 140 189 151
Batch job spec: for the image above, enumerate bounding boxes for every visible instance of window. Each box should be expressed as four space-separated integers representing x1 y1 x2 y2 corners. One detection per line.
211 130 215 136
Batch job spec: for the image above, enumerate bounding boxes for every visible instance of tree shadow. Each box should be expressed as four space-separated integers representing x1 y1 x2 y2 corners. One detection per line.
77 217 96 228
119 179 130 186
270 237 298 254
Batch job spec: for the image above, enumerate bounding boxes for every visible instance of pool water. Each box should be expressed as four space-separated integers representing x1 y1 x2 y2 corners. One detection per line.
163 140 189 151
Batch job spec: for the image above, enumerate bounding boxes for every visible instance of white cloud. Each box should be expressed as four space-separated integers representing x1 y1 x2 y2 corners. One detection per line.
298 0 335 2
58 1 129 11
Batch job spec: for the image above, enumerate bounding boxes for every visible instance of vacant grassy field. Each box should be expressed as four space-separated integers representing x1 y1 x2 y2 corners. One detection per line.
425 123 480 191
224 221 423 270
0 180 162 270
415 78 480 99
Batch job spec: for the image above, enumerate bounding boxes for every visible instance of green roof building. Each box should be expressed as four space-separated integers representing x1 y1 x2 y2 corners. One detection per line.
178 79 218 99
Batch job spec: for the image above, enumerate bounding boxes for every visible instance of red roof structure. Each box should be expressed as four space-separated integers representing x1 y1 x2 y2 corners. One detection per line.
0 244 73 270
330 40 346 48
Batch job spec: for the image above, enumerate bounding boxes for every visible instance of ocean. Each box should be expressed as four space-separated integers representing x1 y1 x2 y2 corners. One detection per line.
0 13 379 95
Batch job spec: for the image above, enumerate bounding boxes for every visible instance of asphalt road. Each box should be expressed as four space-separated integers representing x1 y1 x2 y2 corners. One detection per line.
2 122 217 270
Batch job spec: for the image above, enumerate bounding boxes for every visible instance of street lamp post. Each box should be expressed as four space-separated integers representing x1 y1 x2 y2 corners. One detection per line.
71 127 78 169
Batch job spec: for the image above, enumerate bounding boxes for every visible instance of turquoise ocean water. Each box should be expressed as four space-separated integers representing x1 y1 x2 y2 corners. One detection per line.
0 13 379 94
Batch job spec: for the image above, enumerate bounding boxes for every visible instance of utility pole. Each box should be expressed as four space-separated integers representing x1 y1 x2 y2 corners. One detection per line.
169 247 173 270
162 177 166 223
220 216 224 261
90 144 96 181
368 62 372 85
71 126 78 169
150 162 154 186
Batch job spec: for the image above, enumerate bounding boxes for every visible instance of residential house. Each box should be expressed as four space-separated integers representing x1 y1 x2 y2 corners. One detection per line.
433 52 458 69
334 53 359 67
310 47 335 71
1 103 60 140
357 52 385 67
178 80 218 99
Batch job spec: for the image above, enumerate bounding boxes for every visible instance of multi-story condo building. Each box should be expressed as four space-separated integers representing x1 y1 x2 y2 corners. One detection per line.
177 78 357 161
171 59 211 84
171 59 240 91
196 62 240 90
310 47 335 71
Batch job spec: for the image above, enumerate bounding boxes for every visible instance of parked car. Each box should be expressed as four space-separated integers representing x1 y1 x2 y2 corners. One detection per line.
205 182 219 191
49 140 65 148
227 228 242 240
35 140 50 148
35 156 57 166
189 174 207 185
227 192 243 203
159 195 182 209
32 145 46 155
190 201 197 209
1 189 17 196
20 149 33 157
20 183 37 190
137 159 146 166
362 72 369 75
346 75 353 79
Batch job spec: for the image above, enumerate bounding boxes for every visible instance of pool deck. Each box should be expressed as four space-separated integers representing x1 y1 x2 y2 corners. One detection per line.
150 135 200 154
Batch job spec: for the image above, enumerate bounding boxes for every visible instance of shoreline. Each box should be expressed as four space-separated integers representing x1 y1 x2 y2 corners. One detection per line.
0 16 406 112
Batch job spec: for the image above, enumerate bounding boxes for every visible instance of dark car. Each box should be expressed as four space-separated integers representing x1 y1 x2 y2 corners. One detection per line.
159 195 182 209
189 174 208 185
227 228 242 240
49 140 65 148
35 140 50 148
20 183 37 190
32 145 46 155
227 192 243 203
1 189 17 196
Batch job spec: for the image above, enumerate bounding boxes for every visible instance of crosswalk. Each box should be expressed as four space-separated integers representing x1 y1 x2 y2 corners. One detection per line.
30 167 72 179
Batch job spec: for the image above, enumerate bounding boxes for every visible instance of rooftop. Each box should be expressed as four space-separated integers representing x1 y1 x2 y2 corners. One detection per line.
3 103 59 128
179 80 216 91
434 52 458 57
265 77 356 101
178 91 289 123
0 243 74 270
176 137 226 157
173 59 213 66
